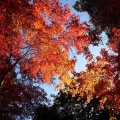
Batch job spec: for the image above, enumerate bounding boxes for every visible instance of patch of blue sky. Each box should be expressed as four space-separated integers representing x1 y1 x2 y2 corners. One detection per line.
28 0 33 5
40 78 60 104
89 31 108 58
60 0 90 23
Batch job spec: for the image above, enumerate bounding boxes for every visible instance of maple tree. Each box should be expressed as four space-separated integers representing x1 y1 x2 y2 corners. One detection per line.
0 0 90 89
70 0 120 113
61 50 120 119
68 49 120 116
69 34 120 107
1 0 120 118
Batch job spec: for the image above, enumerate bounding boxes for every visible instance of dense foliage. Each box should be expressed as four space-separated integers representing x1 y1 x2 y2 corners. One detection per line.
0 0 120 119
72 0 120 114
0 0 90 88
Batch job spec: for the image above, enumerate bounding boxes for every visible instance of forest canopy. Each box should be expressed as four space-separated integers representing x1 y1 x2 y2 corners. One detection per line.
0 0 120 119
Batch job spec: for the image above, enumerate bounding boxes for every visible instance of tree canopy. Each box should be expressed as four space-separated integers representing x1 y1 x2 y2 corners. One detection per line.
0 0 91 88
0 0 120 119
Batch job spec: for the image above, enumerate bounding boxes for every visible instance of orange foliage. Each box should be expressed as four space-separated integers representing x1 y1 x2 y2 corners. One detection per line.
69 48 120 111
71 0 120 112
71 56 114 103
0 0 90 86
0 0 120 113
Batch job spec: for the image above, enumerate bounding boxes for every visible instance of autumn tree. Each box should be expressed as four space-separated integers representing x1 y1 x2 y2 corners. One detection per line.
2 0 120 118
0 1 92 119
0 0 91 90
70 0 120 113
69 50 120 119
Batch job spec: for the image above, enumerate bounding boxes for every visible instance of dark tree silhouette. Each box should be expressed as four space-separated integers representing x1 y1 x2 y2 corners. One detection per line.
0 76 49 119
73 0 120 34
34 90 111 120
